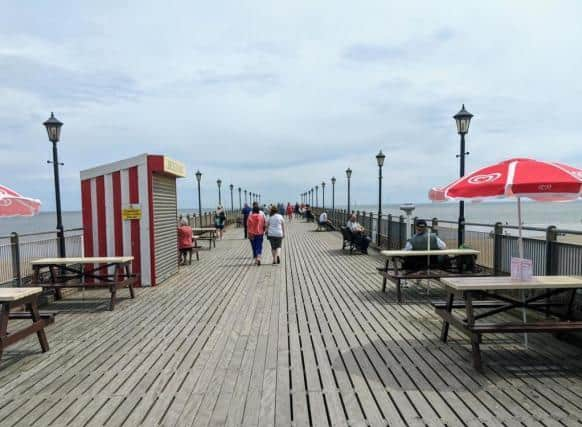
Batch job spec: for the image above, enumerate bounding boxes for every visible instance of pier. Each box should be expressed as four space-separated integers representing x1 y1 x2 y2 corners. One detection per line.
1 222 582 426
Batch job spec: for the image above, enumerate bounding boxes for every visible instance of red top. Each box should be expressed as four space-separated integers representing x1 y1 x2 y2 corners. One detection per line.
177 225 193 249
286 204 293 214
430 158 582 202
247 213 266 237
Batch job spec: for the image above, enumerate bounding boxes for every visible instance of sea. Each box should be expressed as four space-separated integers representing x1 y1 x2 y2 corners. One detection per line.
1 200 581 237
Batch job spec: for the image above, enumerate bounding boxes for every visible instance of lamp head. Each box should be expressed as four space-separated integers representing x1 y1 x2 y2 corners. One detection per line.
43 112 63 143
376 150 386 167
453 104 473 135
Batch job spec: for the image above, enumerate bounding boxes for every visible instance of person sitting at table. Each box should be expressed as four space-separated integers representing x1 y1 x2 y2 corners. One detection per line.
404 219 446 250
318 211 335 231
177 218 195 265
346 214 371 254
403 219 446 270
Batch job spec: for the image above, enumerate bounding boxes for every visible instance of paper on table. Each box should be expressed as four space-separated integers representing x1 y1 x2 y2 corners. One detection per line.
511 257 533 281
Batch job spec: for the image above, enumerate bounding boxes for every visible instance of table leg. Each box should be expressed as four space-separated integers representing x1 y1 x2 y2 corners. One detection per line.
465 291 482 370
381 259 389 292
109 284 116 311
126 264 135 299
397 279 402 303
28 300 49 352
0 303 9 360
564 289 577 320
49 267 63 300
440 292 454 342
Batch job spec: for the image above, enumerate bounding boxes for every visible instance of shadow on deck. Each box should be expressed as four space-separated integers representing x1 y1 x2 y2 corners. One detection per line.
1 222 582 426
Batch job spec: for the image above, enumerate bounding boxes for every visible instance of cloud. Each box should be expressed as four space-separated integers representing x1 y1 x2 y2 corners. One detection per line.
0 54 141 105
342 28 455 63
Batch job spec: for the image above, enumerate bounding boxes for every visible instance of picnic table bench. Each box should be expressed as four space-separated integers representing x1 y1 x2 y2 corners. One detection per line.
0 288 54 360
30 257 136 311
378 249 493 302
435 275 582 370
192 228 217 249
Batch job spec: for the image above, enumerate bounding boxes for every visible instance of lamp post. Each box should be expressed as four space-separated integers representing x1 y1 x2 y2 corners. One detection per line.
346 168 352 216
238 187 242 210
331 176 336 211
217 179 222 205
43 112 66 258
315 185 319 208
195 170 202 218
229 184 234 213
453 104 473 247
321 181 326 210
376 150 386 245
311 188 314 206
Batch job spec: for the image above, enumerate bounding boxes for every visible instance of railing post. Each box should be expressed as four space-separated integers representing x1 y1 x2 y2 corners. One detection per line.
186 214 191 226
412 216 418 240
545 225 558 275
376 213 382 246
399 215 406 249
493 222 503 275
368 212 373 241
432 217 439 235
10 232 21 287
387 214 392 248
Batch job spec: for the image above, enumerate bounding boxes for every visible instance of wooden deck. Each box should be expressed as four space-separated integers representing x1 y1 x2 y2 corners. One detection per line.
1 221 582 426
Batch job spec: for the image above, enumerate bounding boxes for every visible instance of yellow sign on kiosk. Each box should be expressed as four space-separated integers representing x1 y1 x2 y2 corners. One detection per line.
163 156 186 177
122 206 142 220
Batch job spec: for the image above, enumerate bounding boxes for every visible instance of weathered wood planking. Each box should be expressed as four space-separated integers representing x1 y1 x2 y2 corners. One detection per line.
0 222 582 426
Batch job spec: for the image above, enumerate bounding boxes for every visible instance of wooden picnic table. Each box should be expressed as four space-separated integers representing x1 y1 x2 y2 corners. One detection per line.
0 288 54 360
192 227 217 249
378 249 484 302
30 256 136 311
435 275 582 370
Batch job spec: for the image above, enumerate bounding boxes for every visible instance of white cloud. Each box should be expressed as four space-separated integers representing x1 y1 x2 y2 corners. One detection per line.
1 0 582 211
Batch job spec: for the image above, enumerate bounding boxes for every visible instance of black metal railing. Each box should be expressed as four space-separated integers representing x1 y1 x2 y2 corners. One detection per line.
0 228 84 287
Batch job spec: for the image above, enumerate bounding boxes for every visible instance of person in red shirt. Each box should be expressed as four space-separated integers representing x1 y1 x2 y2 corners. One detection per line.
177 218 194 265
286 203 293 222
246 204 266 265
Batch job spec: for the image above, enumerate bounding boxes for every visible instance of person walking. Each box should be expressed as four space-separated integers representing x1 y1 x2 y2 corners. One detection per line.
214 205 226 240
286 202 293 222
266 205 285 264
247 205 266 265
242 203 251 239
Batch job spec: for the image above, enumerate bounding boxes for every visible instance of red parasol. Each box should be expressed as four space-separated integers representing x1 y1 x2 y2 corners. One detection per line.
0 184 42 217
430 158 582 202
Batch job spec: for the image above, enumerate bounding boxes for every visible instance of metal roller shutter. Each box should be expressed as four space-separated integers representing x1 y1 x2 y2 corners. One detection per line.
152 174 178 284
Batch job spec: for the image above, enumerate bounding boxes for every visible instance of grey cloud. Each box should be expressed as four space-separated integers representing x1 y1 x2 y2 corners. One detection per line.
198 70 279 86
342 27 455 63
0 54 141 104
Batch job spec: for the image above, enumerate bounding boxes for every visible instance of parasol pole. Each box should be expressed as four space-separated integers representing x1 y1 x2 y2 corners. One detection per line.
517 196 528 348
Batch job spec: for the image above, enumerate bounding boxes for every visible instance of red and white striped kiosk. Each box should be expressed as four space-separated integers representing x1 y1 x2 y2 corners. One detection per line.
80 154 186 286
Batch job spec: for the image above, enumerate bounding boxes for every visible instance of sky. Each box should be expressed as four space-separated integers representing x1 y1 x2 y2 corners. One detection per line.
1 1 582 211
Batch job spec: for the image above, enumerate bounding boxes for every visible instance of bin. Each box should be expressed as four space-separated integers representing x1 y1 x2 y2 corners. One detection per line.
80 153 186 286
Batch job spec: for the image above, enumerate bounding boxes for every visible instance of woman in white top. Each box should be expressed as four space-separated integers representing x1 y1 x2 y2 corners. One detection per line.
266 205 285 264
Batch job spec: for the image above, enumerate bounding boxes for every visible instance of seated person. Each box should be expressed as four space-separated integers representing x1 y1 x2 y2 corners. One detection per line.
304 205 314 222
177 218 194 265
403 219 446 270
318 211 335 231
346 214 371 254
